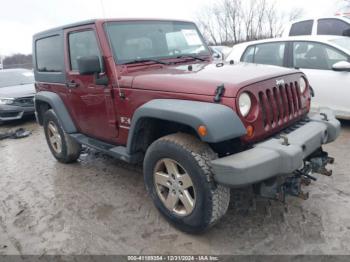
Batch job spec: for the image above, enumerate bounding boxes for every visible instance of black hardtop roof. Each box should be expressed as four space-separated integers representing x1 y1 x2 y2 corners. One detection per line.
33 18 194 38
33 19 96 38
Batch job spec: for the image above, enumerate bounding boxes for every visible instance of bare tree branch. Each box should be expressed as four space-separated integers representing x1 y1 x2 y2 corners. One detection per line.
196 0 306 45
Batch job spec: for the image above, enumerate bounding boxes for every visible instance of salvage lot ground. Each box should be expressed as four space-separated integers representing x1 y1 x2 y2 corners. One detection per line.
0 118 350 255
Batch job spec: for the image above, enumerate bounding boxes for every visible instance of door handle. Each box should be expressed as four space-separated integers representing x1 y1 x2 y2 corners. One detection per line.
66 80 79 88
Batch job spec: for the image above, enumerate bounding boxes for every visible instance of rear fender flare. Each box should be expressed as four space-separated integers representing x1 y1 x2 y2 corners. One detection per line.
35 91 77 133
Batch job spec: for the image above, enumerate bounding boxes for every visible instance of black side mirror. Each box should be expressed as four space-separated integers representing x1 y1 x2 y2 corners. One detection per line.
77 56 101 75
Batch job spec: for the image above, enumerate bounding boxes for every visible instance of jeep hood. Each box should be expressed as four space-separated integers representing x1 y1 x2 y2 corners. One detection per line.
125 62 300 97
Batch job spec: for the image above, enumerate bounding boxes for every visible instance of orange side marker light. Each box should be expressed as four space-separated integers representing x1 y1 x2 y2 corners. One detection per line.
197 125 208 137
246 125 254 137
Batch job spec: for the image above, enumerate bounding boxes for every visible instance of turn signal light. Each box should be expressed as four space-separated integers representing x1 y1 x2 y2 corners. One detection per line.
197 125 208 137
246 125 254 138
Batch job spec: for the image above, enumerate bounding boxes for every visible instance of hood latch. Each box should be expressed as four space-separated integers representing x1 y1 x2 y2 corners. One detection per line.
214 84 225 103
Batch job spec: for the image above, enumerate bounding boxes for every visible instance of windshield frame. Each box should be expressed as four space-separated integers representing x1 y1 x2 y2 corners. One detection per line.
104 20 211 65
0 69 34 88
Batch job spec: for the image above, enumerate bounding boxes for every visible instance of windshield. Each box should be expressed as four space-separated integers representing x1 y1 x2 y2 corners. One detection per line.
329 38 350 53
105 21 210 64
0 69 34 88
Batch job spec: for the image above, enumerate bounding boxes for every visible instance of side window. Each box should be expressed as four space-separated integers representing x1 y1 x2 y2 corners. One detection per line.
252 42 286 66
241 46 255 63
289 20 313 36
68 30 101 71
36 35 62 72
293 42 348 70
317 19 350 36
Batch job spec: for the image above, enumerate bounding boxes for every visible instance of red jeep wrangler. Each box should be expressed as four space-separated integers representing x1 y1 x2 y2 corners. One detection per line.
33 19 340 233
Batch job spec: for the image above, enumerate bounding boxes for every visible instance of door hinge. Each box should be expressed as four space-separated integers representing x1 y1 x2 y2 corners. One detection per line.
119 91 126 100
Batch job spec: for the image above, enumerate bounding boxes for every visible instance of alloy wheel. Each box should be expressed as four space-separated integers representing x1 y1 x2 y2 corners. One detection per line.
153 158 196 216
47 121 62 154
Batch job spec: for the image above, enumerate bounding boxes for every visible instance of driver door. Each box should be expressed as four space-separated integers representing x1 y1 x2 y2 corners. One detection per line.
64 25 118 142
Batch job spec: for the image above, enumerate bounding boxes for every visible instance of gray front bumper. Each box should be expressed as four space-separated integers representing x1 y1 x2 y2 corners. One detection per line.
211 111 341 187
0 105 35 121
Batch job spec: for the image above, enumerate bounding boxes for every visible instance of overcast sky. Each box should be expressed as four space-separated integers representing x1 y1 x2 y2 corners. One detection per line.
0 0 347 56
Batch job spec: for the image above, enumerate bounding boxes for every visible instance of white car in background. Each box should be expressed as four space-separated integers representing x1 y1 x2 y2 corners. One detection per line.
209 45 232 61
226 36 350 119
283 16 350 37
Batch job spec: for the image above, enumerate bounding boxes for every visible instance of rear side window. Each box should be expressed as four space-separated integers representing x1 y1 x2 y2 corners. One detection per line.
36 35 62 72
68 30 101 71
317 18 350 36
241 42 286 67
289 20 313 36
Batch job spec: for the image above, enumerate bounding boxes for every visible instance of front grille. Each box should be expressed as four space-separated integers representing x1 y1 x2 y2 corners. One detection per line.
13 96 34 107
259 81 302 130
0 112 20 118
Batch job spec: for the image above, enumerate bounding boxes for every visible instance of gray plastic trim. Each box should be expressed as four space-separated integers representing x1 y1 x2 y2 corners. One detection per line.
35 91 77 133
309 109 341 143
127 99 246 153
211 113 341 187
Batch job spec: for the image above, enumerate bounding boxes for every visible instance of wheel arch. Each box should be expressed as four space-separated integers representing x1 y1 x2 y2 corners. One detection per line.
35 91 77 133
126 99 246 155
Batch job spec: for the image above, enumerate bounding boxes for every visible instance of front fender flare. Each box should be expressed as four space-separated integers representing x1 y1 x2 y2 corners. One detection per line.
127 99 246 153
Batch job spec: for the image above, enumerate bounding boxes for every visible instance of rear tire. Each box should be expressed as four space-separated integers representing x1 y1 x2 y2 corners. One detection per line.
43 109 81 163
144 133 230 233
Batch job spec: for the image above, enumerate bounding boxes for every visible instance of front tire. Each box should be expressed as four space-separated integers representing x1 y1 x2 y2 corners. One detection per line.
144 133 230 233
43 109 81 163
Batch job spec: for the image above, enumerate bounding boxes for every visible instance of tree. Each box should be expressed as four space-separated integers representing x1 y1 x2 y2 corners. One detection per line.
196 0 305 45
2 54 33 69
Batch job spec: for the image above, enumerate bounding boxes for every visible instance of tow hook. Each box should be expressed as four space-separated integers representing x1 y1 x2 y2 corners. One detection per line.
308 150 334 176
255 150 334 202
255 174 311 203
283 176 309 201
280 134 289 146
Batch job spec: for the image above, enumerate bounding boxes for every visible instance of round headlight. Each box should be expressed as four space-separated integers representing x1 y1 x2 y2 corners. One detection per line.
299 77 307 93
238 92 252 117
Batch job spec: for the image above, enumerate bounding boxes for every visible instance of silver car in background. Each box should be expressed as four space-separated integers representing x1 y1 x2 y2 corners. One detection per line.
0 69 36 124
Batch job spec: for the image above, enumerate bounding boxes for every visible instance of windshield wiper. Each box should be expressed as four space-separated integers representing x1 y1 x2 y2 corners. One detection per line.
176 55 207 61
122 58 170 65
